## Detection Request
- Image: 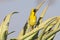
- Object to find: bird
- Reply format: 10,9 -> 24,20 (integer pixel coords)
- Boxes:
28,8 -> 38,29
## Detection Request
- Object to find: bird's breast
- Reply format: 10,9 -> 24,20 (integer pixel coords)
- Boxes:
29,16 -> 37,26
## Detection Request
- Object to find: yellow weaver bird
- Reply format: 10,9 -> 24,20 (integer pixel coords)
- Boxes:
28,9 -> 38,28
28,8 -> 38,30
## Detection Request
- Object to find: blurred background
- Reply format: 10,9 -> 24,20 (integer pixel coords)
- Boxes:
0,0 -> 60,40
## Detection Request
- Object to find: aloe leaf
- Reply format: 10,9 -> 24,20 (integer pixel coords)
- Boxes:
18,17 -> 57,40
0,12 -> 18,40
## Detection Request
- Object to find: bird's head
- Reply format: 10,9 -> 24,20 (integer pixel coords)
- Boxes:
31,8 -> 38,13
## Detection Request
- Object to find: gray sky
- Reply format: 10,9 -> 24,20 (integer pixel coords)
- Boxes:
0,0 -> 60,40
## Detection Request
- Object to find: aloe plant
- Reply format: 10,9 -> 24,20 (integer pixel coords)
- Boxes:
0,0 -> 60,40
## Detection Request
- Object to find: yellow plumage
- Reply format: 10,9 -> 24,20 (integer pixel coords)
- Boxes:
28,9 -> 37,26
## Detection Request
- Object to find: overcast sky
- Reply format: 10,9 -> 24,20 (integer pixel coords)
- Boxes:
0,0 -> 60,40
